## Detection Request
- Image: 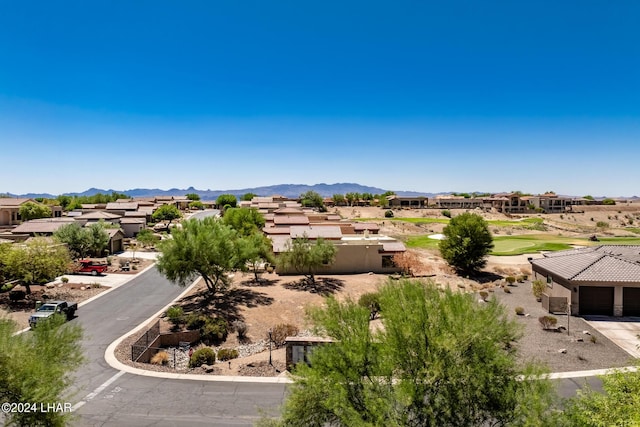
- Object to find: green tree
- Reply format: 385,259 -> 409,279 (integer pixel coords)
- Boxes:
6,238 -> 71,293
272,279 -> 556,426
238,231 -> 275,282
152,204 -> 182,229
56,195 -> 73,210
86,222 -> 110,257
185,193 -> 200,201
188,200 -> 204,210
332,194 -> 346,206
562,363 -> 640,426
583,195 -> 594,200
240,192 -> 257,201
0,242 -> 12,284
135,228 -> 159,248
216,194 -> 238,209
19,201 -> 52,221
156,217 -> 245,294
276,236 -> 336,285
300,191 -> 324,209
439,212 -> 494,274
222,207 -> 265,237
602,198 -> 616,205
0,315 -> 84,427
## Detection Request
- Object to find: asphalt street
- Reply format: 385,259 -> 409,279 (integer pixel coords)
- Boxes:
70,266 -> 287,426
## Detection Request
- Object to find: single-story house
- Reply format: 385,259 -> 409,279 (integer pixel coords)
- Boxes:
530,245 -> 640,317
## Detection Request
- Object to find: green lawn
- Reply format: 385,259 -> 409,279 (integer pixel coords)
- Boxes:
624,227 -> 640,235
406,233 -> 640,256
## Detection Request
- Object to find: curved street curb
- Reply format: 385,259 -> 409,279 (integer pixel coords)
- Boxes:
103,276 -> 293,384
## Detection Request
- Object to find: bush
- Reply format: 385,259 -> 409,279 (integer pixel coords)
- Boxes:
269,323 -> 299,348
384,210 -> 394,218
505,276 -> 516,286
479,291 -> 489,302
201,318 -> 228,345
503,286 -> 511,294
515,306 -> 525,315
61,276 -> 69,284
596,221 -> 609,228
186,314 -> 207,330
442,210 -> 451,218
358,292 -> 381,320
532,279 -> 546,300
590,335 -> 597,344
166,305 -> 184,326
217,348 -> 239,361
151,350 -> 169,365
538,315 -> 558,330
232,320 -> 248,340
516,275 -> 525,283
189,347 -> 216,368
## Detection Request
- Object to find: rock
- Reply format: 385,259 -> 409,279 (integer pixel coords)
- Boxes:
46,284 -> 55,289
575,337 -> 584,342
558,348 -> 567,354
582,330 -> 591,335
524,314 -> 531,317
201,364 -> 215,373
80,286 -> 85,291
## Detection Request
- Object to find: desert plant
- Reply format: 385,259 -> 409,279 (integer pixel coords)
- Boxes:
61,276 -> 69,284
516,275 -> 525,283
596,221 -> 609,229
166,305 -> 184,327
358,292 -> 382,320
201,318 -> 228,345
269,323 -> 299,348
503,286 -> 511,294
217,348 -> 239,361
538,315 -> 558,330
189,347 -> 216,368
479,291 -> 489,302
505,276 -> 516,286
442,210 -> 451,218
232,320 -> 248,340
590,335 -> 597,344
532,279 -> 546,300
185,314 -> 207,330
514,306 -> 524,315
151,350 -> 169,365
384,209 -> 394,218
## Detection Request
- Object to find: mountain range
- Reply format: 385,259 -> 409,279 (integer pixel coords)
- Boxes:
5,183 -> 438,200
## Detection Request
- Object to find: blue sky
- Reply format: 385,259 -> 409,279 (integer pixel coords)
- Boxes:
0,1 -> 638,196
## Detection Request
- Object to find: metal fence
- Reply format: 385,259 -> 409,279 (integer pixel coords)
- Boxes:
131,320 -> 160,362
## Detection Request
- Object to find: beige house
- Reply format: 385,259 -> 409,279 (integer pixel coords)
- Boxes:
0,198 -> 62,226
386,195 -> 428,208
531,246 -> 640,317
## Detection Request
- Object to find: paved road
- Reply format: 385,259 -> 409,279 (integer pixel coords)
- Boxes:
71,267 -> 287,426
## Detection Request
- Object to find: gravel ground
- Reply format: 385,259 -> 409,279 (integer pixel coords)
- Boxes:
491,281 -> 635,372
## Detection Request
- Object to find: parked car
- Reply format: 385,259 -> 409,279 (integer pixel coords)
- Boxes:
74,259 -> 108,276
29,300 -> 78,328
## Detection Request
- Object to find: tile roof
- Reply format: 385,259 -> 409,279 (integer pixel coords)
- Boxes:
273,207 -> 305,215
11,218 -> 76,234
532,245 -> 640,283
353,222 -> 380,231
290,226 -> 342,239
274,215 -> 310,225
0,198 -> 33,207
106,202 -> 139,210
78,211 -> 122,220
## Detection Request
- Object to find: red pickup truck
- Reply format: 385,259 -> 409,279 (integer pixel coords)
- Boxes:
75,259 -> 108,276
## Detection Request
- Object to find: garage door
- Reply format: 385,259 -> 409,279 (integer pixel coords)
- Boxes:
623,288 -> 640,317
579,287 -> 614,316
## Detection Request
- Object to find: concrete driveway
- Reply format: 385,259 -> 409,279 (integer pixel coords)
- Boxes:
583,316 -> 640,358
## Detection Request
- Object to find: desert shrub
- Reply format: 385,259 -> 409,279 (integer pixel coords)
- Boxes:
232,320 -> 248,340
596,221 -> 609,228
532,279 -> 546,300
479,291 -> 489,302
441,210 -> 451,218
61,276 -> 69,284
516,275 -> 525,283
384,209 -> 394,218
538,315 -> 558,330
217,348 -> 239,361
505,276 -> 516,286
269,323 -> 299,348
91,282 -> 102,289
166,305 -> 184,326
358,292 -> 381,320
201,318 -> 228,345
503,286 -> 511,294
393,251 -> 422,277
9,290 -> 26,301
189,347 -> 216,368
186,314 -> 207,330
515,306 -> 525,315
590,335 -> 597,344
151,350 -> 169,365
